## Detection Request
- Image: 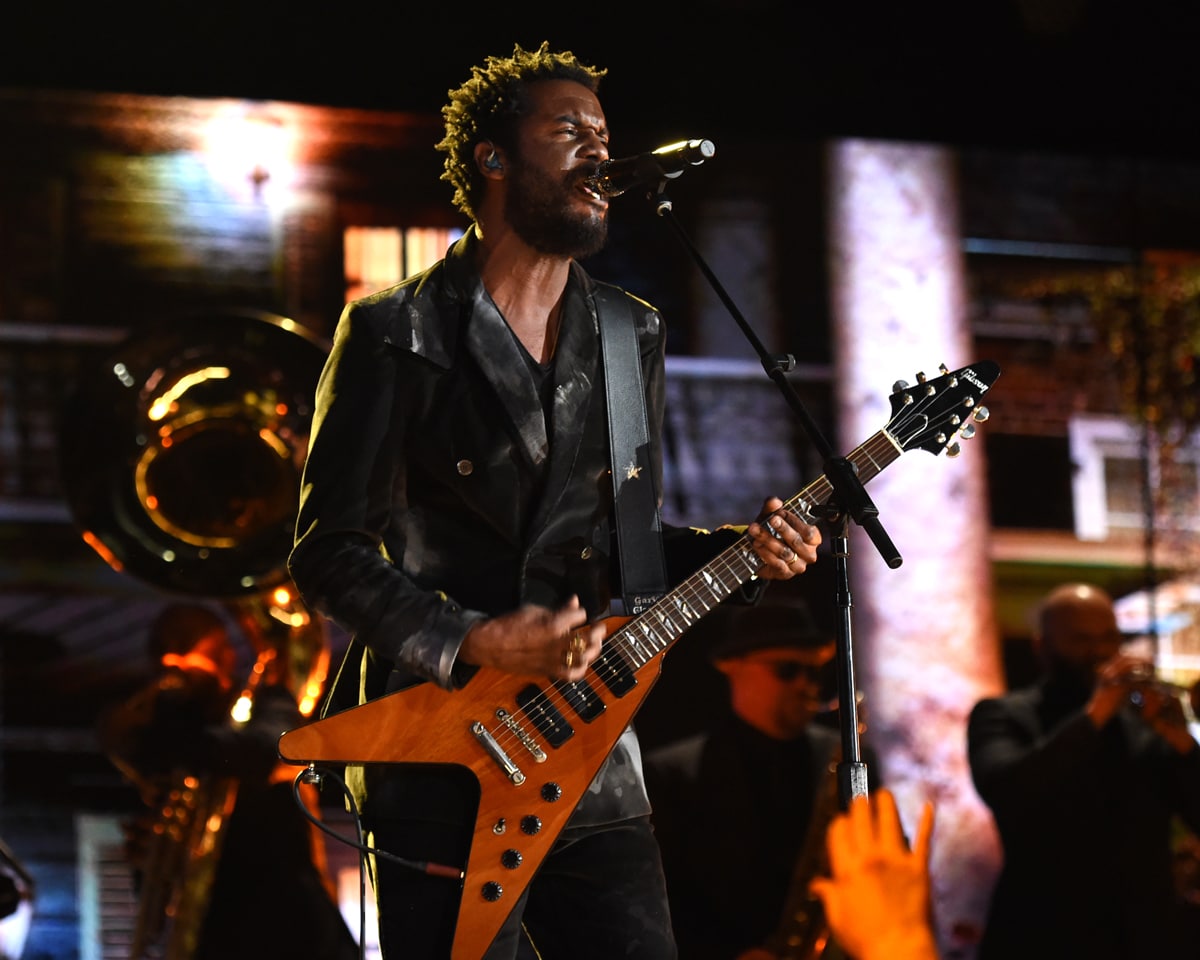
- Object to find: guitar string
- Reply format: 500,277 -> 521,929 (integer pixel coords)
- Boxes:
480,377 -> 979,760
480,432 -> 913,757
478,436 -> 886,759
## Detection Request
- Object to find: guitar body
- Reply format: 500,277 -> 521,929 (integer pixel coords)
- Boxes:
279,616 -> 651,960
277,360 -> 1002,960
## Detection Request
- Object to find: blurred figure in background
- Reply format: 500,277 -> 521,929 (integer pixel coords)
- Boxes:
644,600 -> 880,960
98,602 -> 358,960
967,582 -> 1200,960
0,836 -> 34,960
809,788 -> 939,960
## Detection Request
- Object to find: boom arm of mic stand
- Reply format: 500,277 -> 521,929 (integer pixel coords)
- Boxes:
646,181 -> 902,568
645,181 -> 893,810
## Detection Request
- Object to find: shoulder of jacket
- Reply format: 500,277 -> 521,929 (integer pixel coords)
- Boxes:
586,274 -> 663,338
342,266 -> 457,368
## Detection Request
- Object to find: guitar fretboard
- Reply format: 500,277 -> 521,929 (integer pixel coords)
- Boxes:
607,428 -> 902,668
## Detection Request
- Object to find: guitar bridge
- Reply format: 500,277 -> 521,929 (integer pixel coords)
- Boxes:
471,721 -> 526,785
496,708 -> 546,762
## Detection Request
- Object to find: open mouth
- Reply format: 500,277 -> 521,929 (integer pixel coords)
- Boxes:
577,168 -> 606,204
580,180 -> 605,203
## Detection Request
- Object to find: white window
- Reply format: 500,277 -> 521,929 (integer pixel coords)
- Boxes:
343,226 -> 464,302
1069,413 -> 1200,540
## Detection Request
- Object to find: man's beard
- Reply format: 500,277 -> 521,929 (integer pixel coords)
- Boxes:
505,161 -> 608,258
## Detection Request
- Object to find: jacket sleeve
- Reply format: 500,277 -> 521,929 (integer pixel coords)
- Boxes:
966,694 -> 1106,821
288,301 -> 484,690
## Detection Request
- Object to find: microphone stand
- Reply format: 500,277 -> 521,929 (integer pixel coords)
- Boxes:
638,180 -> 903,808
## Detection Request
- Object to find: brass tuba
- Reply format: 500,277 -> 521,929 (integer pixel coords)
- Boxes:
60,309 -> 331,959
59,308 -> 328,598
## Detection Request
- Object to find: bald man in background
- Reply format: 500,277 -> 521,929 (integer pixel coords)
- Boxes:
967,582 -> 1200,959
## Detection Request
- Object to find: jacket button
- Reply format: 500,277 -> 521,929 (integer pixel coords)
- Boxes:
580,546 -> 593,559
456,459 -> 473,476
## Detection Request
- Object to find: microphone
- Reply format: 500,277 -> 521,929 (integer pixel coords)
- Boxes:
584,138 -> 716,199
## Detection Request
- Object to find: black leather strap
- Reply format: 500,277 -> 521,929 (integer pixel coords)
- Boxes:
594,285 -> 668,615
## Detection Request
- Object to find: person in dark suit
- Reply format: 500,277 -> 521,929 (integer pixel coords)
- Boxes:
967,582 -> 1200,959
285,41 -> 822,960
643,600 -> 879,960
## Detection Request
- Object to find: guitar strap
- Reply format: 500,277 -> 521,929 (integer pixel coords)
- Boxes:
594,284 -> 668,615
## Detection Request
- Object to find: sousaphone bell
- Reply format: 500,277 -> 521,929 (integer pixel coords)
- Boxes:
60,309 -> 328,597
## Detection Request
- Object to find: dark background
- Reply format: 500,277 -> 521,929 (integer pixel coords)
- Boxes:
5,0 -> 1200,161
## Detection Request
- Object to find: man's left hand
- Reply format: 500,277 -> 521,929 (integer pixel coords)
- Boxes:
746,497 -> 821,581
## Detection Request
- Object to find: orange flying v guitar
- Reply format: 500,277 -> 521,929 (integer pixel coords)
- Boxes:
277,360 -> 1000,960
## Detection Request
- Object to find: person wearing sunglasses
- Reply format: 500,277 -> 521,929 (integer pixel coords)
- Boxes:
644,599 -> 881,960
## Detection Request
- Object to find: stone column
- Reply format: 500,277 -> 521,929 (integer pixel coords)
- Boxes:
826,138 -> 1004,959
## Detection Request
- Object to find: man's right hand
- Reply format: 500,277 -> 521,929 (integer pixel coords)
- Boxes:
458,595 -> 605,681
1088,653 -> 1156,728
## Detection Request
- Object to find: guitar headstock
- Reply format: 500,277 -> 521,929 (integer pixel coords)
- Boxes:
886,361 -> 1000,456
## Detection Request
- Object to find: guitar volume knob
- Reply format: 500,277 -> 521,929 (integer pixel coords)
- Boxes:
481,881 -> 503,902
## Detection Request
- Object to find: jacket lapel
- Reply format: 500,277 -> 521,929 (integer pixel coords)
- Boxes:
463,284 -> 550,471
528,272 -> 599,536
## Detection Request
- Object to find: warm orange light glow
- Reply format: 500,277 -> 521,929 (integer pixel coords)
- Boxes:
81,529 -> 123,571
148,367 -> 231,421
231,694 -> 253,723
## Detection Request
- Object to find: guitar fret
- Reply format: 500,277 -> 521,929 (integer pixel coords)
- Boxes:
627,627 -> 654,665
656,607 -> 681,637
671,596 -> 696,625
698,569 -> 724,601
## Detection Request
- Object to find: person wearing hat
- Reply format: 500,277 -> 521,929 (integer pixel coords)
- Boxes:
644,600 -> 880,960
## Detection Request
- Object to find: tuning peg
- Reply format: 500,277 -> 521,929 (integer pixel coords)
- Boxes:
946,442 -> 962,458
960,423 -> 977,440
915,371 -> 928,383
973,406 -> 990,422
892,379 -> 909,393
939,363 -> 949,374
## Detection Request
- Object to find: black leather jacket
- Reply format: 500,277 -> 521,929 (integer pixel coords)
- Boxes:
289,227 -> 742,823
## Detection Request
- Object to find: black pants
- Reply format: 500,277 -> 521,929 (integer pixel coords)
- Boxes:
366,768 -> 676,960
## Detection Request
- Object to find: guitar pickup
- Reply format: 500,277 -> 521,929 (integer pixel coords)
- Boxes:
591,648 -> 637,697
516,685 -> 574,748
553,679 -> 606,722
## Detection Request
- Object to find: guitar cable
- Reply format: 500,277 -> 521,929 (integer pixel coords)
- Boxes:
289,765 -> 466,957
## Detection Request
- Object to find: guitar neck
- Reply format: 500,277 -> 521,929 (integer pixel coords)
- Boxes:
606,428 -> 901,667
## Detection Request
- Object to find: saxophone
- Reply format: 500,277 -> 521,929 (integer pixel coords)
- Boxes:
765,694 -> 868,960
129,773 -> 239,960
761,746 -> 841,960
126,593 -> 329,960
